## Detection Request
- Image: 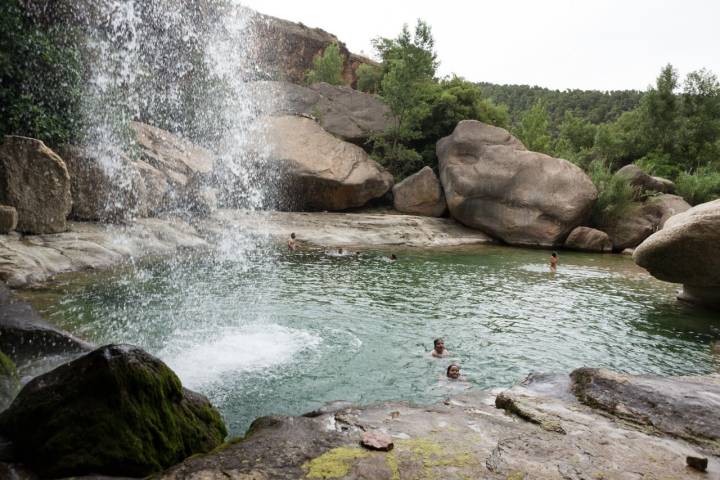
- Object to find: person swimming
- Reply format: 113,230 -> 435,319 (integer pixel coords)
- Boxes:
388,254 -> 397,262
430,338 -> 450,357
550,252 -> 558,272
287,233 -> 297,251
446,363 -> 463,380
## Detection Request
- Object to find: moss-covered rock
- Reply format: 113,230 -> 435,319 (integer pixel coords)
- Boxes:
0,350 -> 19,411
0,344 -> 227,477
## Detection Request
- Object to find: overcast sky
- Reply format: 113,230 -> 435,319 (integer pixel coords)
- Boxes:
240,0 -> 720,91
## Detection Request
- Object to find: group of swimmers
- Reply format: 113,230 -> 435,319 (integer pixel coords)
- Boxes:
290,232 -> 560,272
288,233 -> 398,262
430,338 -> 465,381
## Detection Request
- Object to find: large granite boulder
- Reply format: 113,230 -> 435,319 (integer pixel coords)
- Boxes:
0,136 -> 71,234
59,145 -> 149,221
392,167 -> 447,217
252,81 -> 392,144
61,123 -> 216,220
633,199 -> 720,308
264,116 -> 393,211
0,344 -> 227,478
571,367 -> 720,454
437,121 -> 597,246
601,194 -> 691,250
131,121 -> 214,190
615,164 -> 675,195
563,227 -> 612,253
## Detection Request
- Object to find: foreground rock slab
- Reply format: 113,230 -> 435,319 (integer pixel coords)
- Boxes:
437,121 -> 597,247
633,199 -> 720,308
0,218 -> 208,287
160,374 -> 715,479
196,209 -> 494,248
0,344 -> 226,478
571,367 -> 720,455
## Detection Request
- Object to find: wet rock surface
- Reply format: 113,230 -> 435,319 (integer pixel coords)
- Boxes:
437,121 -> 597,247
197,209 -> 495,249
571,367 -> 720,455
0,344 -> 226,478
159,372 -> 717,479
0,136 -> 72,234
0,284 -> 93,363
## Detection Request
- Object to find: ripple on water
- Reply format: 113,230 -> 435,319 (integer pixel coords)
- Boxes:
25,245 -> 720,435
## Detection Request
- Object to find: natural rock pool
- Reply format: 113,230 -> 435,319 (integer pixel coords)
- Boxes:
21,245 -> 720,435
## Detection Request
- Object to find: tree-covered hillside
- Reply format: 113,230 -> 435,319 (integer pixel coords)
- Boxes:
478,83 -> 644,130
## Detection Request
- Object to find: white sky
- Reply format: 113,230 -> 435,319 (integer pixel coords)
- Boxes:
240,0 -> 720,91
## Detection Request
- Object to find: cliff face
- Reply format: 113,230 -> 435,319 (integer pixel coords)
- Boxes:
247,11 -> 377,86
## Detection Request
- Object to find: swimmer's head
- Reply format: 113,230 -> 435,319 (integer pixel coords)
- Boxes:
447,364 -> 460,379
338,248 -> 343,254
434,338 -> 445,352
290,233 -> 296,239
551,252 -> 557,258
390,254 -> 397,260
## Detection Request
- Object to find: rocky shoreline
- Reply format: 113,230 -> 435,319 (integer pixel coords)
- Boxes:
0,209 -> 493,288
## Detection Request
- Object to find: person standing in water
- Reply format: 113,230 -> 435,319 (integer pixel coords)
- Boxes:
288,232 -> 297,251
550,252 -> 558,272
430,338 -> 450,357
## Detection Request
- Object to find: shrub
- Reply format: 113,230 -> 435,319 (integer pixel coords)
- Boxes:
588,160 -> 637,226
305,43 -> 345,86
675,168 -> 720,205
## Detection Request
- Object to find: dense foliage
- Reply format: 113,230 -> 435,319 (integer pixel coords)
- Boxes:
366,21 -> 508,179
480,82 -> 644,130
0,0 -> 84,147
305,42 -> 345,86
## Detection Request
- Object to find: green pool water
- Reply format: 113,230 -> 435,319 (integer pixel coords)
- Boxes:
23,244 -> 720,435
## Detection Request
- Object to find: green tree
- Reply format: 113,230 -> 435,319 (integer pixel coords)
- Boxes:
516,99 -> 551,153
305,43 -> 345,86
370,20 -> 438,178
356,63 -> 383,94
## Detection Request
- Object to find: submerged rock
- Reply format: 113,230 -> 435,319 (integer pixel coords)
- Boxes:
0,136 -> 71,234
263,116 -> 393,211
571,367 -> 720,454
392,166 -> 447,217
563,226 -> 612,253
0,285 -> 93,363
633,199 -> 720,308
437,121 -> 597,247
0,344 -> 226,478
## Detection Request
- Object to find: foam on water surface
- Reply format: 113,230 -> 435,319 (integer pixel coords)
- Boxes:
159,324 -> 322,389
